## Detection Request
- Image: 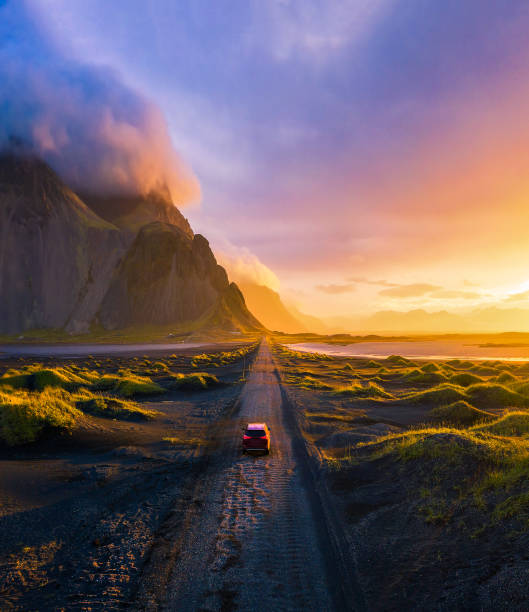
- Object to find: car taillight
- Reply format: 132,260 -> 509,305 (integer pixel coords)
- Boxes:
243,435 -> 251,440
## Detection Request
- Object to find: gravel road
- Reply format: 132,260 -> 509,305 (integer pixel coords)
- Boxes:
159,340 -> 348,611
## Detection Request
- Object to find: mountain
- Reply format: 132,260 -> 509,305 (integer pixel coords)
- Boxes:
99,222 -> 230,329
325,307 -> 529,334
237,282 -> 307,333
0,154 -> 263,335
237,282 -> 328,334
0,154 -> 125,333
286,302 -> 329,335
81,188 -> 193,238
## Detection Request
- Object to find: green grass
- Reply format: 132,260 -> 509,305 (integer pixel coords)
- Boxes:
273,344 -> 331,362
495,371 -> 518,384
430,400 -> 494,426
168,372 -> 221,391
386,355 -> 415,367
162,435 -> 203,446
284,374 -> 334,390
473,411 -> 529,437
420,362 -> 441,373
75,392 -> 159,420
405,383 -> 468,405
401,368 -> 448,384
334,381 -> 393,399
465,382 -> 529,409
330,415 -> 529,528
448,372 -> 484,387
191,342 -> 259,368
0,366 -> 98,392
0,388 -> 81,445
92,371 -> 165,398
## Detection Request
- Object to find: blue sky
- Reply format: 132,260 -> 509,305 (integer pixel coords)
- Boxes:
9,0 -> 529,318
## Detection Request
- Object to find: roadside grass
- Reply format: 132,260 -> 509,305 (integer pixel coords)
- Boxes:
329,416 -> 529,528
191,341 -> 259,368
162,435 -> 204,446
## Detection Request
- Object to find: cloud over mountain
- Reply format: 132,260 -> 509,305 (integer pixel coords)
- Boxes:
0,1 -> 199,203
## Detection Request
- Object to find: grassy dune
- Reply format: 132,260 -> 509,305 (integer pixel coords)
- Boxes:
0,342 -> 256,445
273,343 -> 529,528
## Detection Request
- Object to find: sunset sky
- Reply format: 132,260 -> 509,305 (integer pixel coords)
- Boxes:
16,1 -> 529,321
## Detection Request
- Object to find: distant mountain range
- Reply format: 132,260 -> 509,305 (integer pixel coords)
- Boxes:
0,154 -> 262,335
238,282 -> 328,334
326,308 -> 529,334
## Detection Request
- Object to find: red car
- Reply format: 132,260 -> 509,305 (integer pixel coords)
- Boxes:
242,423 -> 271,454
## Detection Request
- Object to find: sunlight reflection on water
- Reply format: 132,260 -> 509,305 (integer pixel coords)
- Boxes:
287,341 -> 529,362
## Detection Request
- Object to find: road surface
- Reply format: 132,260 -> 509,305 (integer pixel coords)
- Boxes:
159,340 -> 345,611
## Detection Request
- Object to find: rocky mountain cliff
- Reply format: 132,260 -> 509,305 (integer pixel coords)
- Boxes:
0,154 -> 263,335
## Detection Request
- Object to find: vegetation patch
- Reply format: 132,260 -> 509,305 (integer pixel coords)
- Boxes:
386,355 -> 415,367
168,372 -> 221,391
420,362 -> 441,373
405,383 -> 467,406
0,388 -> 81,445
401,369 -> 448,384
430,400 -> 494,427
473,411 -> 529,437
192,342 -> 259,368
448,372 -> 484,387
75,393 -> 159,420
335,381 -> 393,399
92,372 -> 165,398
465,382 -> 529,410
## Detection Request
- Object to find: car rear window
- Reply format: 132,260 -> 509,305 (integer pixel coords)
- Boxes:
245,429 -> 266,437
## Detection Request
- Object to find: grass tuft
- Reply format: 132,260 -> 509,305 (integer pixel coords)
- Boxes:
430,400 -> 494,426
168,372 -> 221,391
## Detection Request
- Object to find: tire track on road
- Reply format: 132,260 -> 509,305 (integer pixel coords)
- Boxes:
161,340 -> 353,611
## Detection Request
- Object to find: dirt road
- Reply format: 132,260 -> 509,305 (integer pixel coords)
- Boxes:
157,340 -> 353,611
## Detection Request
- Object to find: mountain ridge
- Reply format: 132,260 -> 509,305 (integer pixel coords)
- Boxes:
0,153 -> 263,335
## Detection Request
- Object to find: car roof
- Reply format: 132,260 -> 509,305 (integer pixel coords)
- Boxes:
247,423 -> 266,429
